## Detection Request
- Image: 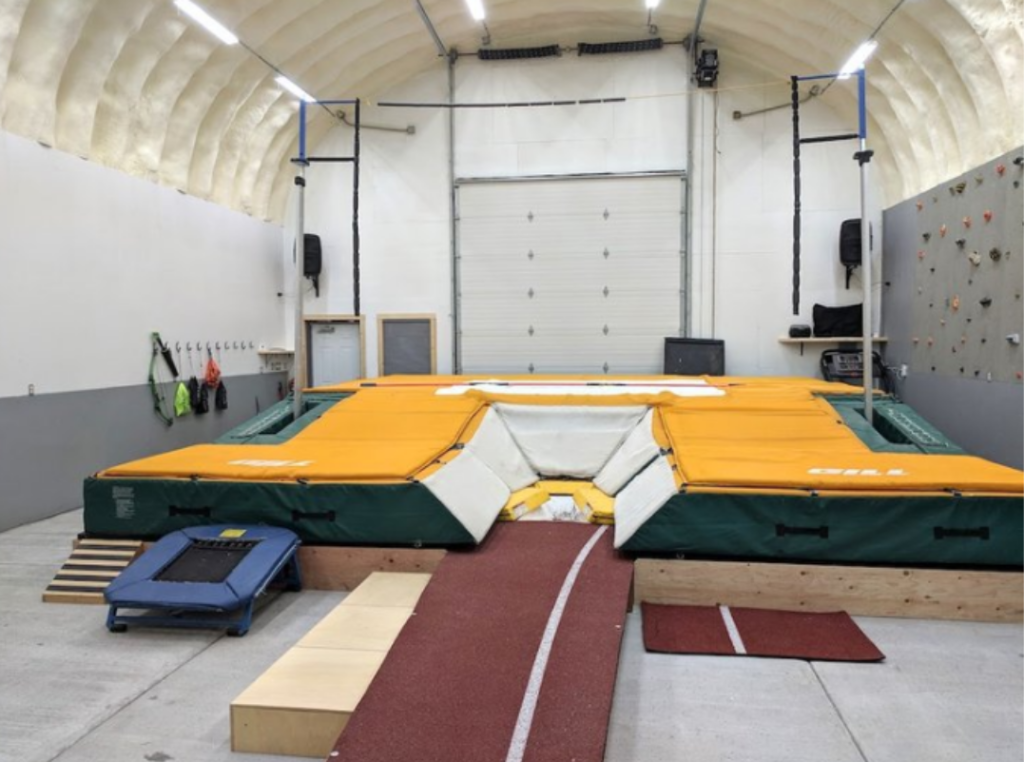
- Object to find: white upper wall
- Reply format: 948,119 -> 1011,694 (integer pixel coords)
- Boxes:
690,59 -> 884,377
288,51 -> 880,379
0,130 -> 285,398
455,50 -> 687,177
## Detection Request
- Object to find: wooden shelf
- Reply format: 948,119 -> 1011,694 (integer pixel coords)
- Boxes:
778,336 -> 888,355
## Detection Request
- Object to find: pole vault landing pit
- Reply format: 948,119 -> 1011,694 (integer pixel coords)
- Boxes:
83,376 -> 1023,569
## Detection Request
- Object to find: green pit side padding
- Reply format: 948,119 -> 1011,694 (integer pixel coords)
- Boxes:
83,477 -> 475,546
216,392 -> 351,445
623,491 -> 1023,567
823,395 -> 965,455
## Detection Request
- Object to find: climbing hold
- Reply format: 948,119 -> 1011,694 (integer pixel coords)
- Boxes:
982,337 -> 988,344
912,337 -> 919,344
951,346 -> 956,353
955,238 -> 966,249
916,201 -> 924,211
990,247 -> 1003,262
927,337 -> 934,346
961,335 -> 967,345
996,164 -> 1006,176
980,297 -> 992,307
917,250 -> 926,260
951,295 -> 960,312
962,216 -> 972,228
917,287 -> 923,294
983,210 -> 994,223
959,367 -> 965,373
929,267 -> 935,273
922,232 -> 931,242
1018,372 -> 1023,381
939,224 -> 948,238
975,175 -> 984,185
955,181 -> 967,194
932,196 -> 939,203
974,370 -> 981,377
968,251 -> 981,266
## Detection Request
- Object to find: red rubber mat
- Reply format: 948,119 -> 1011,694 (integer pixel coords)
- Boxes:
330,522 -> 633,762
641,603 -> 885,662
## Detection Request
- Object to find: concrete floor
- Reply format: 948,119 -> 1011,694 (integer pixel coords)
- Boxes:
2,511 -> 1021,762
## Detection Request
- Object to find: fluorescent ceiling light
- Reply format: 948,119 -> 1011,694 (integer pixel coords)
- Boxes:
174,0 -> 238,45
275,75 -> 315,103
838,40 -> 878,79
465,0 -> 486,21
645,0 -> 661,8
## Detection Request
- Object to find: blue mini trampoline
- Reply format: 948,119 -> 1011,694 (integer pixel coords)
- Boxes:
104,525 -> 301,636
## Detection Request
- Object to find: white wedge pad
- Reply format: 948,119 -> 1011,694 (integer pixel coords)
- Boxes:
464,408 -> 539,491
495,404 -> 648,478
594,409 -> 661,496
613,456 -> 678,549
421,450 -> 510,543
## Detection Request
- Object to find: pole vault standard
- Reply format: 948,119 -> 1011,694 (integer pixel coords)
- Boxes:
291,98 -> 361,419
791,69 -> 874,420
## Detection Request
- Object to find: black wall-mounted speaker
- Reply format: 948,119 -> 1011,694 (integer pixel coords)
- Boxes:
839,219 -> 862,268
303,234 -> 322,278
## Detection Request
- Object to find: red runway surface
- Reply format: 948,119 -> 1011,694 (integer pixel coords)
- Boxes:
330,522 -> 633,762
642,603 -> 885,662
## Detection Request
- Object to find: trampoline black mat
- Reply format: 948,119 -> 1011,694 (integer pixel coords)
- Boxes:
155,539 -> 260,583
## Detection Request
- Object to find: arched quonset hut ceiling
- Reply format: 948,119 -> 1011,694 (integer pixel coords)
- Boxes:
0,0 -> 1020,222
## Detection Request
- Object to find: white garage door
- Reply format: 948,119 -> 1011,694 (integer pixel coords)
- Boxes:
457,175 -> 685,374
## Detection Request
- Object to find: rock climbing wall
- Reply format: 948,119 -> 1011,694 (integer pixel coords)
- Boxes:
883,147 -> 1024,469
910,154 -> 1024,381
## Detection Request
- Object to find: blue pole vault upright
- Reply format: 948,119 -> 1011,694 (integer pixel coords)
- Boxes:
290,98 -> 361,419
791,69 -> 874,419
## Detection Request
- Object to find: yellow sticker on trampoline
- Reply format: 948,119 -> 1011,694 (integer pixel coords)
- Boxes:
219,529 -> 247,538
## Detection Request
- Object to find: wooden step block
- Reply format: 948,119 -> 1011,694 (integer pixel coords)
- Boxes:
297,604 -> 414,651
231,571 -> 431,757
231,648 -> 386,757
43,539 -> 143,604
341,571 -> 431,608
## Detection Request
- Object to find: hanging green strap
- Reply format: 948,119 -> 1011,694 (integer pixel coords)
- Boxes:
149,332 -> 174,427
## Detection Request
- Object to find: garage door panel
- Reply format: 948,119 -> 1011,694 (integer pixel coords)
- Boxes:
458,176 -> 684,374
458,178 -> 683,218
461,220 -> 679,255
461,256 -> 682,292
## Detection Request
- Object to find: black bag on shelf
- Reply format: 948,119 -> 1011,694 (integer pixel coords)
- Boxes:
812,303 -> 863,337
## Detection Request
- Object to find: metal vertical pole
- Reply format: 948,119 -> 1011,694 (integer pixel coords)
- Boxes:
448,52 -> 460,373
791,76 -> 801,316
857,69 -> 873,421
292,102 -> 308,420
353,98 -> 361,316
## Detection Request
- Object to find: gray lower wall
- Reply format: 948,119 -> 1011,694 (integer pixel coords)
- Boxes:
882,148 -> 1023,470
0,372 -> 287,532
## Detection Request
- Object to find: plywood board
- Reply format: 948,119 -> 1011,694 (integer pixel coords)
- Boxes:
634,559 -> 1023,623
297,604 -> 414,651
231,705 -> 349,758
298,546 -> 445,591
340,571 -> 432,608
233,647 -> 386,712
